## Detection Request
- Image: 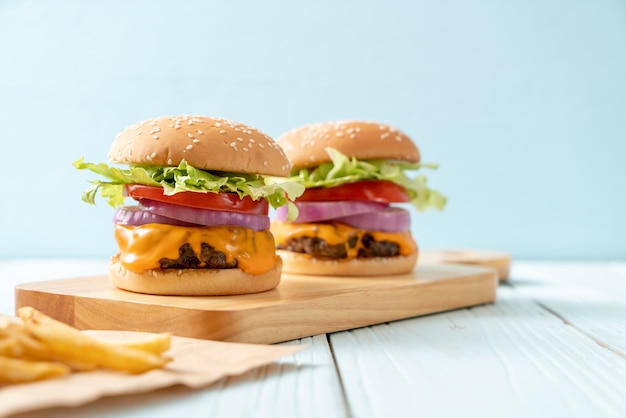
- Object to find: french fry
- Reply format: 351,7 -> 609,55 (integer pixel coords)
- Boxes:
0,317 -> 24,338
17,308 -> 171,354
0,337 -> 20,357
0,307 -> 174,384
18,307 -> 171,374
103,332 -> 172,355
1,317 -> 26,358
0,355 -> 69,384
25,325 -> 170,373
0,314 -> 23,330
15,330 -> 97,371
17,307 -> 77,335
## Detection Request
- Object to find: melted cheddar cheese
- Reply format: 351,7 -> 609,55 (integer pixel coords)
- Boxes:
270,221 -> 416,259
114,224 -> 277,275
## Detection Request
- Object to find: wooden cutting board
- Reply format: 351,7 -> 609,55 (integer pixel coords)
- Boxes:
419,249 -> 511,281
14,264 -> 497,344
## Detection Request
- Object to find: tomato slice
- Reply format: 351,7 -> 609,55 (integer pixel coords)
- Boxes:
297,180 -> 409,203
125,185 -> 269,215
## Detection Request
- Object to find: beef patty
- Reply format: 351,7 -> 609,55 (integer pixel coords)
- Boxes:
159,243 -> 237,269
278,233 -> 400,259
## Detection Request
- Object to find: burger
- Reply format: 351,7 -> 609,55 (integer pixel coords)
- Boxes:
270,120 -> 446,276
74,115 -> 303,295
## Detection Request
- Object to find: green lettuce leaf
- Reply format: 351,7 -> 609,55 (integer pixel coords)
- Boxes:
73,158 -> 304,220
284,148 -> 447,211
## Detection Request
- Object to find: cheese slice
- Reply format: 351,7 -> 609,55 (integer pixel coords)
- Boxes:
270,221 -> 416,259
114,224 -> 277,275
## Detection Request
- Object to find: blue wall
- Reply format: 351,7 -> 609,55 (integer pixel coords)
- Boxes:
1,0 -> 624,260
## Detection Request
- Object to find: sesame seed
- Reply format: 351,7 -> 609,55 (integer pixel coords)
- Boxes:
177,269 -> 183,276
336,132 -> 344,137
153,135 -> 159,140
243,147 -> 249,151
249,138 -> 255,143
229,142 -> 237,148
167,158 -> 173,165
263,161 -> 268,166
146,155 -> 153,161
169,124 -> 174,128
187,133 -> 194,138
193,139 -> 200,143
186,144 -> 193,150
236,137 -> 243,142
137,131 -> 142,136
197,129 -> 204,134
151,152 -> 157,158
395,135 -> 402,141
152,271 -> 158,278
215,122 -> 222,127
259,143 -> 264,148
174,126 -> 181,130
220,130 -> 226,134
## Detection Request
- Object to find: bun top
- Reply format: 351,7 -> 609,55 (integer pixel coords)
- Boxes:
108,116 -> 291,177
276,120 -> 420,169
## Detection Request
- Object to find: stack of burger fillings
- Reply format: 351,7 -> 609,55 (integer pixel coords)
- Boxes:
74,116 -> 303,296
271,121 -> 446,276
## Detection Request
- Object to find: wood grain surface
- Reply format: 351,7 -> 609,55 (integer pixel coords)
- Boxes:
14,264 -> 497,344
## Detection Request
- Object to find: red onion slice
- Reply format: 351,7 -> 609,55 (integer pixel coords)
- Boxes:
114,206 -> 200,227
333,207 -> 411,232
140,199 -> 270,231
276,201 -> 389,223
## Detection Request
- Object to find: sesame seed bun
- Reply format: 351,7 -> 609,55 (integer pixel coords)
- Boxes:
277,250 -> 418,276
109,255 -> 282,296
108,115 -> 291,177
276,120 -> 420,169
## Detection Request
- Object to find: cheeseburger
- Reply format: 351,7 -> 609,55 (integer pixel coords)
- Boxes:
74,115 -> 303,295
270,120 -> 446,276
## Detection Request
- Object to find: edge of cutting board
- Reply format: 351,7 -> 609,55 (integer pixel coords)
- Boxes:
419,249 -> 511,281
15,264 -> 497,344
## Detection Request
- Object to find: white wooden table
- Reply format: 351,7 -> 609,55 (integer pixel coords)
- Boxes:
1,259 -> 625,418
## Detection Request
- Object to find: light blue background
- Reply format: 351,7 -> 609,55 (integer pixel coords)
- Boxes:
1,0 -> 624,260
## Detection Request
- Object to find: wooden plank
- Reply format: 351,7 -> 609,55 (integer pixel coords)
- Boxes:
511,262 -> 626,299
14,265 -> 497,344
511,262 -> 626,357
329,286 -> 626,418
194,336 -> 348,418
420,249 -> 511,281
7,335 -> 347,418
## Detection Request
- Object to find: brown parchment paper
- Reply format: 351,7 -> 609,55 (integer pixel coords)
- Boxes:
0,330 -> 304,417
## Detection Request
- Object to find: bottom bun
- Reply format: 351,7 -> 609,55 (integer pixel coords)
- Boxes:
277,250 -> 418,277
109,256 -> 282,296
